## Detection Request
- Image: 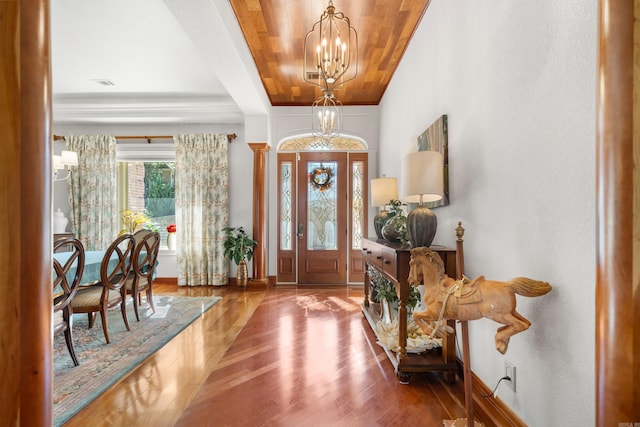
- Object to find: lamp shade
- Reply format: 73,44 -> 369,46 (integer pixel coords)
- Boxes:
61,150 -> 79,166
53,155 -> 63,171
401,151 -> 444,204
371,177 -> 398,207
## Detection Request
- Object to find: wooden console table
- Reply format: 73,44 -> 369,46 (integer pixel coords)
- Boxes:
361,237 -> 458,383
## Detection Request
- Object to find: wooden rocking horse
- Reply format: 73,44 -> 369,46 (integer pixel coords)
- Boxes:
410,223 -> 552,426
407,241 -> 552,354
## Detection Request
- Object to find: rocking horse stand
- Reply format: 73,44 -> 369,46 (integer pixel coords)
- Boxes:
445,222 -> 478,427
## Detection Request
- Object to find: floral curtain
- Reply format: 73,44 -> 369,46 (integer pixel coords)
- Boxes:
65,135 -> 118,250
174,134 -> 229,286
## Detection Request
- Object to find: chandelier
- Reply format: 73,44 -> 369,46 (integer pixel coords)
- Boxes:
303,1 -> 358,93
311,91 -> 343,142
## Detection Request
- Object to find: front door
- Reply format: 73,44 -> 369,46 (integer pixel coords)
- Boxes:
276,151 -> 368,284
298,152 -> 347,284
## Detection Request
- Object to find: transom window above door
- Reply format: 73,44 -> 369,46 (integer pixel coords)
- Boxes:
279,136 -> 367,151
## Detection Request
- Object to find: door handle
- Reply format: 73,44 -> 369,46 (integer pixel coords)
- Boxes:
297,223 -> 304,239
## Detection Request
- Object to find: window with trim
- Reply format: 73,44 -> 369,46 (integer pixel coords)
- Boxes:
117,143 -> 176,248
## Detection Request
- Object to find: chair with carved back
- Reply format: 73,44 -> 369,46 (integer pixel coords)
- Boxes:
133,229 -> 153,245
70,234 -> 135,344
53,237 -> 85,366
126,231 -> 160,321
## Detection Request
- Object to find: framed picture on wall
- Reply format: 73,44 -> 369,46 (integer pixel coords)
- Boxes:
417,114 -> 449,208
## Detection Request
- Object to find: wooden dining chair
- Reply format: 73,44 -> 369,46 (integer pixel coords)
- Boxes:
71,233 -> 135,344
133,228 -> 153,245
53,237 -> 85,366
126,231 -> 160,321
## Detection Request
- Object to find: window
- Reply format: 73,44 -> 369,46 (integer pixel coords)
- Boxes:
117,142 -> 176,248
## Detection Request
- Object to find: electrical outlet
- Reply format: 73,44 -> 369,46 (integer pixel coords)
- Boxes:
504,360 -> 516,392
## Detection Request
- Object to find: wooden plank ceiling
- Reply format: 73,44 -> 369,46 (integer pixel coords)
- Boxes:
228,0 -> 431,106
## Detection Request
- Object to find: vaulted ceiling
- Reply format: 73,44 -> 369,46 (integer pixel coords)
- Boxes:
51,0 -> 430,124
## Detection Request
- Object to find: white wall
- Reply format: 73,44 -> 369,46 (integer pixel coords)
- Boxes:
378,1 -> 596,425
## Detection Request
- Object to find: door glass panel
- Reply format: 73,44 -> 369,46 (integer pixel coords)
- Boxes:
280,162 -> 293,250
307,161 -> 338,250
351,160 -> 364,250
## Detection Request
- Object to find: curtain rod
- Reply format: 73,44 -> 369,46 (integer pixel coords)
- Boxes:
53,133 -> 237,143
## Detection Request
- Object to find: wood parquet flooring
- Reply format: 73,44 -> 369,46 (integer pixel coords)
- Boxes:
63,284 -> 488,427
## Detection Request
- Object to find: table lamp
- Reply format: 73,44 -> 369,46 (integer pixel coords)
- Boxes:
401,151 -> 444,248
370,176 -> 398,239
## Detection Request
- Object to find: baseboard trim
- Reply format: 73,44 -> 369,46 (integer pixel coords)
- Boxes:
154,277 -> 178,285
458,361 -> 527,426
155,277 -> 276,287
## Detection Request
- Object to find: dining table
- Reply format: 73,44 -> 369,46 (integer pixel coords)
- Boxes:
54,250 -> 117,288
53,249 -> 155,294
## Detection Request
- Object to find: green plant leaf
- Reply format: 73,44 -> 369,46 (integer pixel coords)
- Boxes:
222,226 -> 257,265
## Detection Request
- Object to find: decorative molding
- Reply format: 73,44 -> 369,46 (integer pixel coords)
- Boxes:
52,93 -> 243,124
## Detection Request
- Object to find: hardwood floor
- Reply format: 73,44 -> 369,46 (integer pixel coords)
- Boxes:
63,284 -> 489,426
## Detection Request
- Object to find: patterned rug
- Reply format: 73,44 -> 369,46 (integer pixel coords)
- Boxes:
53,295 -> 221,426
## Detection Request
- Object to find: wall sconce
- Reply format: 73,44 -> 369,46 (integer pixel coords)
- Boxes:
370,176 -> 398,239
401,151 -> 444,247
53,150 -> 78,181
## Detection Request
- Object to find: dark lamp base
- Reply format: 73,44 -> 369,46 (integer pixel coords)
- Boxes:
407,206 -> 437,248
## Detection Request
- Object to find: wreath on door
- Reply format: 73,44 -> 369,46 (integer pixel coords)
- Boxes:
309,166 -> 333,192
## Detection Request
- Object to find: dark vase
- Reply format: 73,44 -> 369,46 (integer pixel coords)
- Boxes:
373,210 -> 389,239
381,216 -> 406,243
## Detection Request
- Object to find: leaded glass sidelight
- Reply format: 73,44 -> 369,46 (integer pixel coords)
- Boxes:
352,161 -> 364,250
280,162 -> 293,250
307,161 -> 338,250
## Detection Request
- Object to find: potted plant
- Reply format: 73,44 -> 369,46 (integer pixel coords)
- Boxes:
119,209 -> 158,235
222,226 -> 258,286
367,264 -> 398,324
381,199 -> 408,244
367,264 -> 421,325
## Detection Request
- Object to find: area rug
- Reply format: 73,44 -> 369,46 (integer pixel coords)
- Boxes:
53,295 -> 221,426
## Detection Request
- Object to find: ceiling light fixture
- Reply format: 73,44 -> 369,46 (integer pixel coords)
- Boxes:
303,0 -> 358,93
311,91 -> 342,142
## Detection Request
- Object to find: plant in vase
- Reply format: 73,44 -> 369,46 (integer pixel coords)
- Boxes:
368,264 -> 420,323
368,264 -> 398,324
119,209 -> 158,235
222,226 -> 258,286
166,223 -> 177,250
381,199 -> 409,244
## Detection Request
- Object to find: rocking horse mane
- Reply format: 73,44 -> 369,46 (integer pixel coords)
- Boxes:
410,247 -> 445,281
